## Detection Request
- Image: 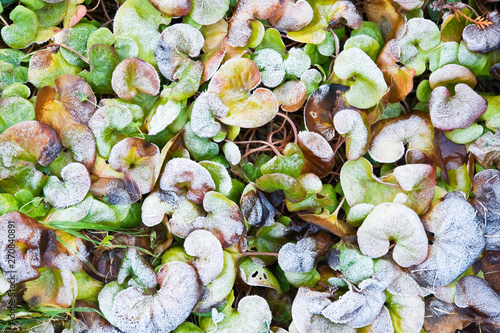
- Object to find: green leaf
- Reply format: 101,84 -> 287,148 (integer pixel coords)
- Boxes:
238,257 -> 281,292
256,173 -> 307,203
260,143 -> 304,178
79,44 -> 120,94
1,6 -> 38,49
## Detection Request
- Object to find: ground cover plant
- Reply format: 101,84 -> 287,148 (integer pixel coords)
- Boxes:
0,0 -> 500,332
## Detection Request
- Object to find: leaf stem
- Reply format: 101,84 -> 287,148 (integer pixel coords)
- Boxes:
50,43 -> 89,64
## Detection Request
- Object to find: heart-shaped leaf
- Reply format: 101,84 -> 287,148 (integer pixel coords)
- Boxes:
184,229 -> 224,285
111,57 -> 160,100
1,6 -> 38,49
35,74 -> 96,133
208,58 -> 278,128
190,0 -> 230,25
269,0 -> 313,32
462,11 -> 500,54
28,49 -> 81,89
411,192 -> 485,289
334,109 -> 370,161
43,162 -> 91,208
334,47 -> 388,109
79,44 -> 120,94
357,203 -> 428,267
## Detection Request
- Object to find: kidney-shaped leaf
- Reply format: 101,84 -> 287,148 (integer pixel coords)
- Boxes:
109,137 -> 160,195
60,122 -> 97,171
155,24 -> 204,101
148,0 -> 190,17
35,74 -> 96,133
333,47 -> 388,109
184,229 -> 224,286
190,0 -> 230,25
287,0 -> 362,44
455,276 -> 500,326
1,6 -> 38,49
358,202 -> 429,267
411,192 -> 485,289
297,131 -> 335,178
190,92 -> 229,138
43,162 -> 91,209
429,83 -> 487,131
462,11 -> 500,54
268,0 -> 313,32
369,112 -> 435,163
208,58 -> 278,128
159,157 -> 215,204
0,121 -> 61,195
111,57 -> 160,100
99,260 -> 201,332
227,0 -> 280,47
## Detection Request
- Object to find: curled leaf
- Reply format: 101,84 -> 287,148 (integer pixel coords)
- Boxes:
184,229 -> 224,286
462,11 -> 500,54
155,23 -> 204,101
357,203 -> 429,267
190,92 -> 229,138
333,47 -> 388,109
109,137 -> 160,195
227,0 -> 280,47
60,122 -> 97,171
369,112 -> 435,163
273,80 -> 307,112
297,131 -> 335,178
334,109 -> 370,161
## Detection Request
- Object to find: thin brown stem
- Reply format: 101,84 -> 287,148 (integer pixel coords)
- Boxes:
235,251 -> 279,263
275,112 -> 298,144
50,43 -> 89,64
233,140 -> 282,156
0,15 -> 9,26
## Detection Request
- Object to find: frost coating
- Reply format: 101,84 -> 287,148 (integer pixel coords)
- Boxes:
411,192 -> 485,289
278,238 -> 317,273
184,230 -> 224,285
43,163 -> 91,209
322,278 -> 386,328
334,109 -> 369,161
222,141 -> 241,166
159,158 -> 216,204
429,84 -> 487,131
284,48 -> 311,79
268,0 -> 313,32
455,275 -> 500,325
190,92 -> 229,138
369,113 -> 434,163
101,261 -> 201,333
333,48 -> 387,109
252,48 -> 285,88
357,203 -> 428,267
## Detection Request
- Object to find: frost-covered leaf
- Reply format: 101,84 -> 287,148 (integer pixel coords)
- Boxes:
278,238 -> 318,273
273,80 -> 307,112
429,84 -> 486,131
297,131 -> 334,178
155,23 -> 204,101
357,203 -> 428,267
287,0 -> 362,44
397,18 -> 440,75
190,92 -> 228,138
256,173 -> 306,203
369,112 -> 434,163
240,184 -> 276,227
35,74 -> 96,133
185,229 -> 224,285
190,0 -> 230,25
0,97 -> 35,134
455,276 -> 500,326
238,257 -> 280,291
334,109 -> 370,161
470,170 -> 500,251
333,47 -> 388,109
79,44 -> 120,95
252,48 -> 285,88
327,241 -> 374,284
268,0 -> 313,32
227,0 -> 280,47
159,157 -> 215,204
111,57 -> 160,100
99,261 -> 202,332
43,162 -> 90,209
148,0 -> 190,17
0,121 -> 61,195
117,247 -> 156,290
411,192 -> 485,289
261,143 -> 304,178
322,279 -> 387,328
468,131 -> 500,170
28,50 -> 81,89
1,6 -> 38,49
113,0 -> 170,65
283,47 -> 311,79
60,122 -> 96,171
208,58 -> 278,128
291,287 -> 356,333
462,11 -> 500,54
